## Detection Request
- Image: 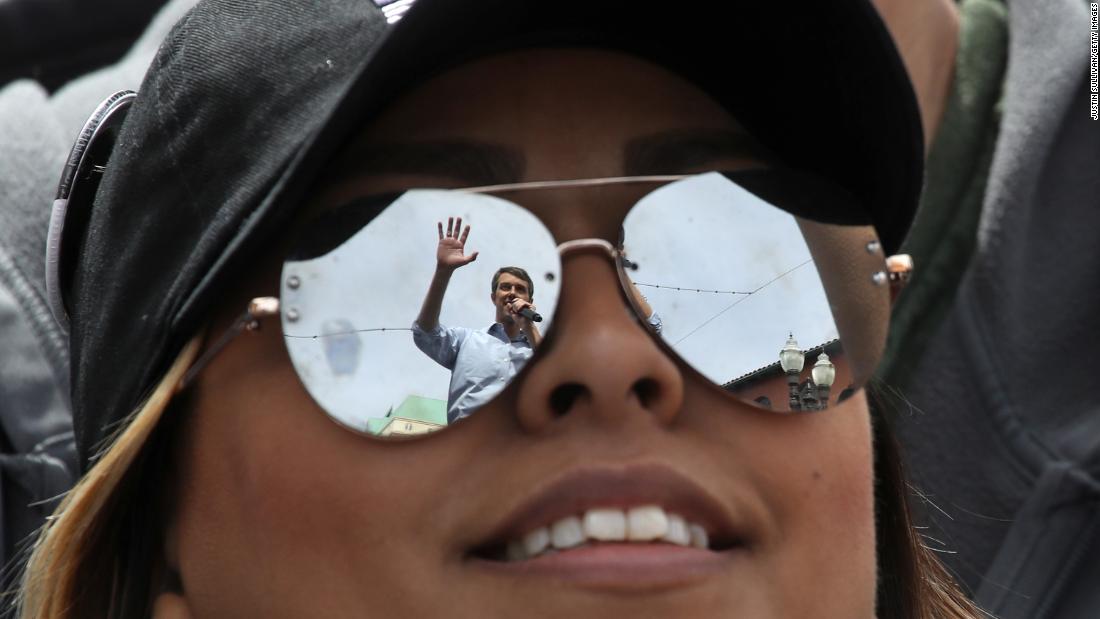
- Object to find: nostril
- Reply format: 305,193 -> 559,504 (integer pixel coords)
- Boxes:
548,383 -> 587,417
632,378 -> 660,408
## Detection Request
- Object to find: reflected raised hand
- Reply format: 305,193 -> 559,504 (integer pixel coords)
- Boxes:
436,216 -> 479,271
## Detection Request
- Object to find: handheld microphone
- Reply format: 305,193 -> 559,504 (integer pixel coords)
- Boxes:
506,303 -> 541,327
518,306 -> 543,323
508,297 -> 543,323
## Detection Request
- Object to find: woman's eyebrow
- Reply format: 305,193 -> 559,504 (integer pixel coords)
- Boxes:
623,129 -> 776,175
331,139 -> 527,186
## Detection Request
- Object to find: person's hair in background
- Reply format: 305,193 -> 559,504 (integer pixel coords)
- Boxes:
492,266 -> 534,299
18,0 -> 984,617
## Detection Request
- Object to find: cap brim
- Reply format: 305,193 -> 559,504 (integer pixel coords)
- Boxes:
187,0 -> 921,333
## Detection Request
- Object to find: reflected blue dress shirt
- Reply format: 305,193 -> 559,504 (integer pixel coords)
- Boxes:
412,322 -> 533,423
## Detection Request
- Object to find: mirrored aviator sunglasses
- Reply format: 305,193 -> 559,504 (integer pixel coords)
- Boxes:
180,170 -> 913,437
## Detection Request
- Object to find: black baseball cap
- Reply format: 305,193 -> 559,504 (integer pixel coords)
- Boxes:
59,0 -> 923,470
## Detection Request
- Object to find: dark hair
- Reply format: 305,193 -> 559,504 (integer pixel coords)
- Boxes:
491,266 -> 534,299
868,384 -> 983,618
17,338 -> 204,619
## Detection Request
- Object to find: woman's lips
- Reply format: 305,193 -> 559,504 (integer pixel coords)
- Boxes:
466,463 -> 747,587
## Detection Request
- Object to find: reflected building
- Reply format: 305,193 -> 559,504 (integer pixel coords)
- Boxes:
723,339 -> 847,412
368,395 -> 448,436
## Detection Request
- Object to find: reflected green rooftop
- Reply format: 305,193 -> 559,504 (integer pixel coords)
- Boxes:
367,395 -> 448,434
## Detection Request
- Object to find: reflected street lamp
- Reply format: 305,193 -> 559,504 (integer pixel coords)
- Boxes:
778,335 -> 835,411
779,334 -> 805,411
810,352 -> 836,410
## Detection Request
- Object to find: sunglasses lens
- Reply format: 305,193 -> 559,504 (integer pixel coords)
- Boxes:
621,173 -> 884,412
281,190 -> 562,436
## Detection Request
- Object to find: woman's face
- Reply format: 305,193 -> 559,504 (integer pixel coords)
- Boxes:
159,50 -> 877,618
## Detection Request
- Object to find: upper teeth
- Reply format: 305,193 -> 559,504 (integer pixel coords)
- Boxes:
505,505 -> 710,561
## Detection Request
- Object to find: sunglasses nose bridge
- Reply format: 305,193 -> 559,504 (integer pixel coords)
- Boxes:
556,238 -> 622,274
555,236 -> 651,327
556,238 -> 618,257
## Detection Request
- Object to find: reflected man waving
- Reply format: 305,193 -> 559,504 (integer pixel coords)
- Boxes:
413,217 -> 542,423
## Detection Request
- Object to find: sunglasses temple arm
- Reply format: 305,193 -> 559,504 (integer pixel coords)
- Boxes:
177,296 -> 281,392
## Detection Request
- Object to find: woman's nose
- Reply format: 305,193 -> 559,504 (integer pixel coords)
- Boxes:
514,251 -> 684,432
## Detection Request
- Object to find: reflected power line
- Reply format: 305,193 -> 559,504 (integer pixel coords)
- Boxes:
282,260 -> 811,344
284,327 -> 413,339
671,259 -> 813,346
635,283 -> 753,295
